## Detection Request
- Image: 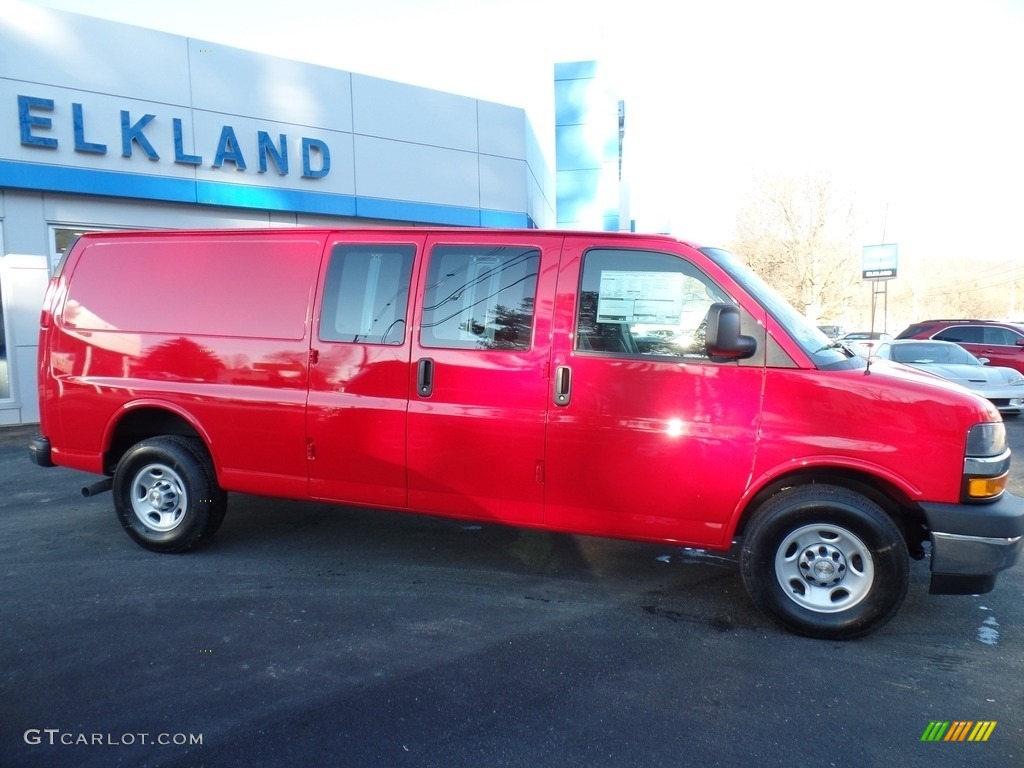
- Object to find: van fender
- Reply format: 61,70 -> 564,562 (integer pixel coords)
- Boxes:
102,398 -> 218,467
725,455 -> 925,542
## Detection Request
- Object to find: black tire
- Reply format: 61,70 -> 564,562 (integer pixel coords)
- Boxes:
113,436 -> 226,553
739,484 -> 909,640
173,437 -> 228,541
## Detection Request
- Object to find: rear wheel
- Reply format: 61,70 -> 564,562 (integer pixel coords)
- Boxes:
740,484 -> 909,639
113,436 -> 226,552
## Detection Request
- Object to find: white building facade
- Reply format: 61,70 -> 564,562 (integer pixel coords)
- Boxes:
0,1 -> 554,425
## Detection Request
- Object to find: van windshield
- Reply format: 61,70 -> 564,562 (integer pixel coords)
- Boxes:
700,247 -> 853,367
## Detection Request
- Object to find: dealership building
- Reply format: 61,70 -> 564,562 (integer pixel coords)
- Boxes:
0,2 -> 625,426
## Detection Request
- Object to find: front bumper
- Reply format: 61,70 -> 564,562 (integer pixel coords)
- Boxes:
921,493 -> 1024,594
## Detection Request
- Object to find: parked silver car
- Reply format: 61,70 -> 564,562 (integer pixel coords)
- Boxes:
874,339 -> 1024,416
840,331 -> 893,357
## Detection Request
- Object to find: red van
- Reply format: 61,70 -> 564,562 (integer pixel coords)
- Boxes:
28,228 -> 1024,639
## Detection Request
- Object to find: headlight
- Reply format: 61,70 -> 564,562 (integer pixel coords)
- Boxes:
1009,375 -> 1024,386
964,422 -> 1010,502
966,422 -> 1007,457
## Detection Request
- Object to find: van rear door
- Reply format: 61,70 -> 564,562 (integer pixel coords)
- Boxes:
543,236 -> 765,548
405,232 -> 561,525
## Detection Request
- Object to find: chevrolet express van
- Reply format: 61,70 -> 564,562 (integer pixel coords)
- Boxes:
28,228 -> 1024,639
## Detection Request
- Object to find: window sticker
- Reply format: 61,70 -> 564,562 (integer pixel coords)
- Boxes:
597,271 -> 684,325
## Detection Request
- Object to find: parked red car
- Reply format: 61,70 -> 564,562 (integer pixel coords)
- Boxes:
29,229 -> 1024,639
896,319 -> 1024,374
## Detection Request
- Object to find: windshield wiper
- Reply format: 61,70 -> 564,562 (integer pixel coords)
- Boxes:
813,340 -> 854,356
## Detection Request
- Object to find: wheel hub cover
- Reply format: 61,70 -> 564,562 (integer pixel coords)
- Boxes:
147,481 -> 178,512
800,544 -> 847,586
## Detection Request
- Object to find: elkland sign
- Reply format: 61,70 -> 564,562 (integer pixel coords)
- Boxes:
16,94 -> 332,179
1,4 -> 542,230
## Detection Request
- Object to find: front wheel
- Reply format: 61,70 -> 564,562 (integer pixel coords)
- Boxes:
740,484 -> 909,640
113,436 -> 226,553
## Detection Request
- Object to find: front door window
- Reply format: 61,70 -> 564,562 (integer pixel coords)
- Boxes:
575,248 -> 730,360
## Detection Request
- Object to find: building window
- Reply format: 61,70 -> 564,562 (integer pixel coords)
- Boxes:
50,226 -> 124,272
0,221 -> 7,400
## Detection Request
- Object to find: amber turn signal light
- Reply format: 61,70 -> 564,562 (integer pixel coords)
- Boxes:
967,473 -> 1009,500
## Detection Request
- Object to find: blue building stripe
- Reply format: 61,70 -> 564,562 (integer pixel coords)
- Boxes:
480,209 -> 532,228
194,180 -> 357,217
0,160 -> 197,203
0,160 -> 532,228
356,195 -> 480,226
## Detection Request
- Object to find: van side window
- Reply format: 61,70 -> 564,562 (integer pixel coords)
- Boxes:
320,244 -> 415,344
577,248 -> 729,359
421,245 -> 540,350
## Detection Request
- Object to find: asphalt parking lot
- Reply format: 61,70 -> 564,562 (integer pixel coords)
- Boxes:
2,422 -> 1023,768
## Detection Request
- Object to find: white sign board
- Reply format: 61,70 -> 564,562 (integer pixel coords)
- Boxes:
862,243 -> 899,280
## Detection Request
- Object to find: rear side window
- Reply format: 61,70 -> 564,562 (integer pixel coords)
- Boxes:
576,248 -> 729,359
420,245 -> 540,350
895,324 -> 930,339
63,237 -> 321,339
319,244 -> 415,345
983,327 -> 1023,345
934,326 -> 984,343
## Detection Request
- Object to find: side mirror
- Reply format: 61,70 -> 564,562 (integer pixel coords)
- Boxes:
706,303 -> 756,362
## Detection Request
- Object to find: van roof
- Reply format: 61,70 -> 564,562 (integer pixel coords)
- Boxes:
71,227 -> 702,248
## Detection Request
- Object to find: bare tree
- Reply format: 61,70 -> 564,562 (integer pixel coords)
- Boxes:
731,173 -> 860,324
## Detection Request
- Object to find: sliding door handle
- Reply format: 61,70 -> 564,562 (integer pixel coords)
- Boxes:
553,365 -> 571,406
417,357 -> 434,397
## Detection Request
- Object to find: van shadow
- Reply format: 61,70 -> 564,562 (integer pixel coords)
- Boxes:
204,492 -> 761,632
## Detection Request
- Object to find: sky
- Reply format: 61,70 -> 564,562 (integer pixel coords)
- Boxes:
13,0 -> 1024,266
